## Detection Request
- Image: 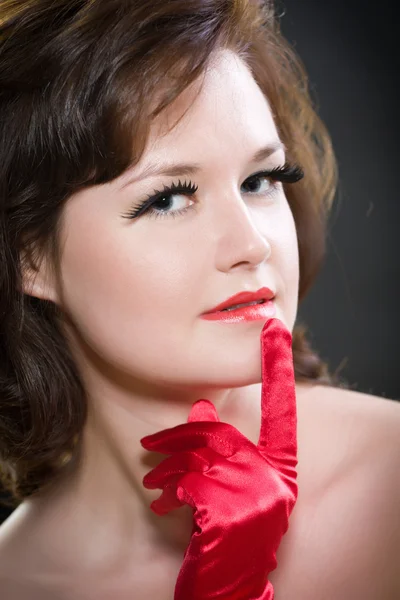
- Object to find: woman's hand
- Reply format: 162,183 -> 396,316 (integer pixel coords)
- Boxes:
140,318 -> 298,600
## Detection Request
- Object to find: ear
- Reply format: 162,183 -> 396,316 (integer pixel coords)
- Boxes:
19,244 -> 61,305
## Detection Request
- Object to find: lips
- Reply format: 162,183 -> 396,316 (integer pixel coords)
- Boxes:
204,287 -> 275,314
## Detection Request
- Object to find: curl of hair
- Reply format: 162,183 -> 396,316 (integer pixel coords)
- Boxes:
0,0 -> 339,505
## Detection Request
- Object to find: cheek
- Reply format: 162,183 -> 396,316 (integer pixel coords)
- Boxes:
269,202 -> 299,326
58,208 -> 201,371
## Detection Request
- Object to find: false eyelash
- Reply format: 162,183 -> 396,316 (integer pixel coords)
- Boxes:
267,162 -> 304,183
121,162 -> 304,221
122,179 -> 199,221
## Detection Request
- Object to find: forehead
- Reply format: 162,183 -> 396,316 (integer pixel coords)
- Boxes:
146,49 -> 279,154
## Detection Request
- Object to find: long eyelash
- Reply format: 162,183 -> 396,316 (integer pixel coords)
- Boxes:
121,162 -> 304,221
121,179 -> 199,221
267,162 -> 304,183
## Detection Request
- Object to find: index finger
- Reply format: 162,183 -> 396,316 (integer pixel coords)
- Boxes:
257,318 -> 297,467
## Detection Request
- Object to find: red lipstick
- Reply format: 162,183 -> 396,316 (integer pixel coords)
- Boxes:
203,287 -> 275,314
201,287 -> 276,323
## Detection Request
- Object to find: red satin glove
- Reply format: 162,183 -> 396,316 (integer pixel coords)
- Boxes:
140,318 -> 298,600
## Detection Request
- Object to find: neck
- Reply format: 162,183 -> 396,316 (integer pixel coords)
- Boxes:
22,380 -> 258,573
16,379 -> 312,580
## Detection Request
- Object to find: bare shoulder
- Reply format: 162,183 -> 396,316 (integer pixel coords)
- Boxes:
0,503 -> 70,600
319,381 -> 400,417
298,380 -> 400,433
305,383 -> 400,514
296,382 -> 400,483
270,383 -> 400,599
0,508 -> 35,599
0,574 -> 59,600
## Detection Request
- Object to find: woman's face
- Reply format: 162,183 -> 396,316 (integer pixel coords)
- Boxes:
52,50 -> 300,393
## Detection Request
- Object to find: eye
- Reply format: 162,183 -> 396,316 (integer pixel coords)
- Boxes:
120,162 -> 304,221
242,174 -> 274,195
121,179 -> 198,221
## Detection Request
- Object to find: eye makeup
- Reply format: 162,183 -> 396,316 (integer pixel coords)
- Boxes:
121,162 -> 304,221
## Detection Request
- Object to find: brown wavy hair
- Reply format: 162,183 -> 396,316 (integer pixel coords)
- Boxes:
0,0 -> 339,506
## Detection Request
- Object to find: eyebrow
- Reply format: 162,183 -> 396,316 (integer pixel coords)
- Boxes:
119,140 -> 286,190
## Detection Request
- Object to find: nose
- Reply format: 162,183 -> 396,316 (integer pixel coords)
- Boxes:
211,193 -> 272,272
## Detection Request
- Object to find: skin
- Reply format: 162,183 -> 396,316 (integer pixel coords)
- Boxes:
0,49 -> 399,599
28,49 -> 299,556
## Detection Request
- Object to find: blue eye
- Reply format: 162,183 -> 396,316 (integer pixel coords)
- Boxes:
121,163 -> 304,221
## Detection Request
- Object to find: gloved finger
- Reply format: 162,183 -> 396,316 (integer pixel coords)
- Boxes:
188,398 -> 220,423
150,472 -> 204,515
143,447 -> 216,490
140,420 -> 241,456
257,318 -> 297,469
150,479 -> 186,516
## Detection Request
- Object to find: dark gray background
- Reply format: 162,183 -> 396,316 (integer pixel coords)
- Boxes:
281,0 -> 399,400
1,0 -> 399,521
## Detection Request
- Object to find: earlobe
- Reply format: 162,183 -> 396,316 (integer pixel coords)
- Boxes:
21,270 -> 59,304
19,249 -> 60,305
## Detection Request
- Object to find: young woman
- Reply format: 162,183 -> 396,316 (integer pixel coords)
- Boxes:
0,1 -> 399,598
